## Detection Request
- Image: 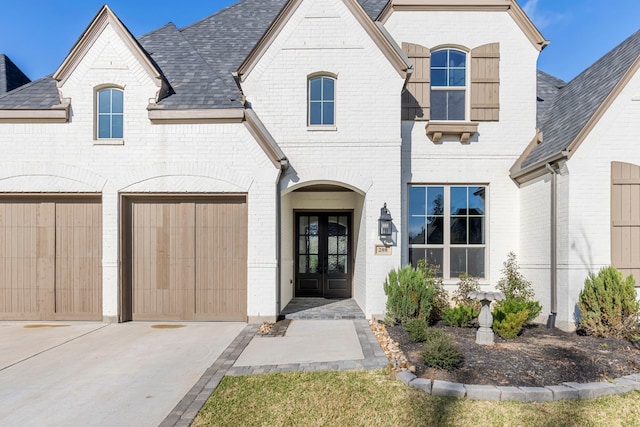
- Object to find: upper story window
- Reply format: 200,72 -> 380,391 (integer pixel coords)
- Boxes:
308,75 -> 335,126
97,87 -> 123,139
430,49 -> 466,121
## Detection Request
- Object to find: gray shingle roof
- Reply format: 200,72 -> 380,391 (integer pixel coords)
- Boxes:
139,23 -> 243,109
536,69 -> 565,127
0,55 -> 31,95
180,0 -> 289,82
0,75 -> 60,109
523,30 -> 640,168
0,0 -> 391,111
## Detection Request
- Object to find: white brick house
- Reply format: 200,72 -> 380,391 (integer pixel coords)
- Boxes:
1,0 -> 639,330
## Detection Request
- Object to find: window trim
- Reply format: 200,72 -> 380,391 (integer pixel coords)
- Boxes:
429,47 -> 469,122
95,85 -> 124,144
407,184 -> 488,281
307,73 -> 337,128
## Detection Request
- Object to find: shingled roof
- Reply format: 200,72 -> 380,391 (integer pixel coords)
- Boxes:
536,69 -> 565,127
0,0 -> 391,111
522,29 -> 640,168
0,55 -> 31,95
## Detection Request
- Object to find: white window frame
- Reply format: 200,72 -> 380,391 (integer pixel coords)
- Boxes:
408,184 -> 488,281
307,73 -> 336,129
430,48 -> 469,121
95,86 -> 124,144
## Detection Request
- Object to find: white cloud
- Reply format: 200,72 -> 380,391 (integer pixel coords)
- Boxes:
522,0 -> 564,30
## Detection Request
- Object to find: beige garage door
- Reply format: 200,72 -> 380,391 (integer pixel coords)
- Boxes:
611,162 -> 640,281
0,196 -> 102,320
123,196 -> 247,321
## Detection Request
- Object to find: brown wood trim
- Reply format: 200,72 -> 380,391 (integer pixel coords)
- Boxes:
425,121 -> 479,143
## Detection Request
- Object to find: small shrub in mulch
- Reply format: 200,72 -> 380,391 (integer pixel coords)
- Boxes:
420,328 -> 463,371
403,318 -> 429,342
578,266 -> 640,338
442,305 -> 479,328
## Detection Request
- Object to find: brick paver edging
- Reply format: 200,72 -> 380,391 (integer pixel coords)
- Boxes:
396,370 -> 640,402
159,324 -> 259,427
159,319 -> 387,427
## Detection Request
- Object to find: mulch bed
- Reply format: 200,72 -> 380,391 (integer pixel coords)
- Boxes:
386,322 -> 640,387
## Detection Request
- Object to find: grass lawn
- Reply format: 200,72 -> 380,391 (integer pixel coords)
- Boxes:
192,370 -> 640,427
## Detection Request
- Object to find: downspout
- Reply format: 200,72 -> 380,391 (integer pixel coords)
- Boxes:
545,163 -> 558,328
276,158 -> 289,318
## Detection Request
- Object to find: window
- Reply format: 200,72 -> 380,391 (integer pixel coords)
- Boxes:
430,49 -> 466,120
97,88 -> 123,139
308,76 -> 335,126
408,185 -> 486,279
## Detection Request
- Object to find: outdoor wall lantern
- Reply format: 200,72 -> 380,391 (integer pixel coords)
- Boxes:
378,203 -> 393,238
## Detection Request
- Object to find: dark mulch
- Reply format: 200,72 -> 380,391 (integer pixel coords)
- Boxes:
386,322 -> 640,387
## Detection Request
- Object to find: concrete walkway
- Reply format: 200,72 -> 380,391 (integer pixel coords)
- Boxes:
0,321 -> 245,427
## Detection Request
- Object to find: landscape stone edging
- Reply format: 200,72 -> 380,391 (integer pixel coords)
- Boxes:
396,371 -> 640,402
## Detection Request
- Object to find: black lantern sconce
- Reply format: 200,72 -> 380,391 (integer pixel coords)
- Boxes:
378,203 -> 393,238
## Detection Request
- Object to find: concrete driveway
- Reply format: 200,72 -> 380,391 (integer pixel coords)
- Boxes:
0,321 -> 245,427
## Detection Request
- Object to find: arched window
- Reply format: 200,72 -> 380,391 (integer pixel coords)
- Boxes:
308,75 -> 335,126
97,87 -> 123,139
430,49 -> 466,120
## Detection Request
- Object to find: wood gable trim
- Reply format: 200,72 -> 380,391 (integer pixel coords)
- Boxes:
379,0 -> 549,52
564,56 -> 640,160
237,0 -> 411,80
244,109 -> 288,169
53,6 -> 169,99
147,107 -> 245,124
237,0 -> 303,79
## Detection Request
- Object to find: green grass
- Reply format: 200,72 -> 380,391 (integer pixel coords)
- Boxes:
192,370 -> 640,427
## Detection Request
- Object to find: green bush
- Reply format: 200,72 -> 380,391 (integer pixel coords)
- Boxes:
442,305 -> 480,328
496,252 -> 534,301
403,318 -> 429,342
452,273 -> 481,310
383,265 -> 433,323
493,307 -> 529,339
421,328 -> 463,370
416,260 -> 449,324
578,266 -> 640,338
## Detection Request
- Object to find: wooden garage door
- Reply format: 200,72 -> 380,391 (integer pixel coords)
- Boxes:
611,162 -> 640,281
124,196 -> 247,321
0,197 -> 102,320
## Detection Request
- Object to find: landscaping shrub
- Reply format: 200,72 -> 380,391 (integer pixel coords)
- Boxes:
383,265 -> 433,323
403,318 -> 429,342
496,252 -> 534,301
492,301 -> 530,339
492,253 -> 542,338
421,328 -> 463,370
577,266 -> 640,338
416,259 -> 449,324
442,305 -> 480,328
452,272 -> 481,310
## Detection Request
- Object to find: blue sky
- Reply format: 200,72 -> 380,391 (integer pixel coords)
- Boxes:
1,1 -> 639,83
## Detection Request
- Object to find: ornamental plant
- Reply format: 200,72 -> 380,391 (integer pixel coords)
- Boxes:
383,265 -> 433,323
416,259 -> 449,324
577,266 -> 640,338
492,252 -> 542,339
421,328 -> 463,370
442,305 -> 480,328
403,318 -> 429,342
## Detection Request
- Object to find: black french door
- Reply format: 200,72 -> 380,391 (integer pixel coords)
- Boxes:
295,212 -> 351,298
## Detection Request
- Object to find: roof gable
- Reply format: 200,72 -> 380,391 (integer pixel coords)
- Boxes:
521,29 -> 640,170
53,5 -> 169,99
378,0 -> 548,51
236,0 -> 411,79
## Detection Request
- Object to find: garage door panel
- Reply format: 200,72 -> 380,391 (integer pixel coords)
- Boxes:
128,196 -> 247,321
